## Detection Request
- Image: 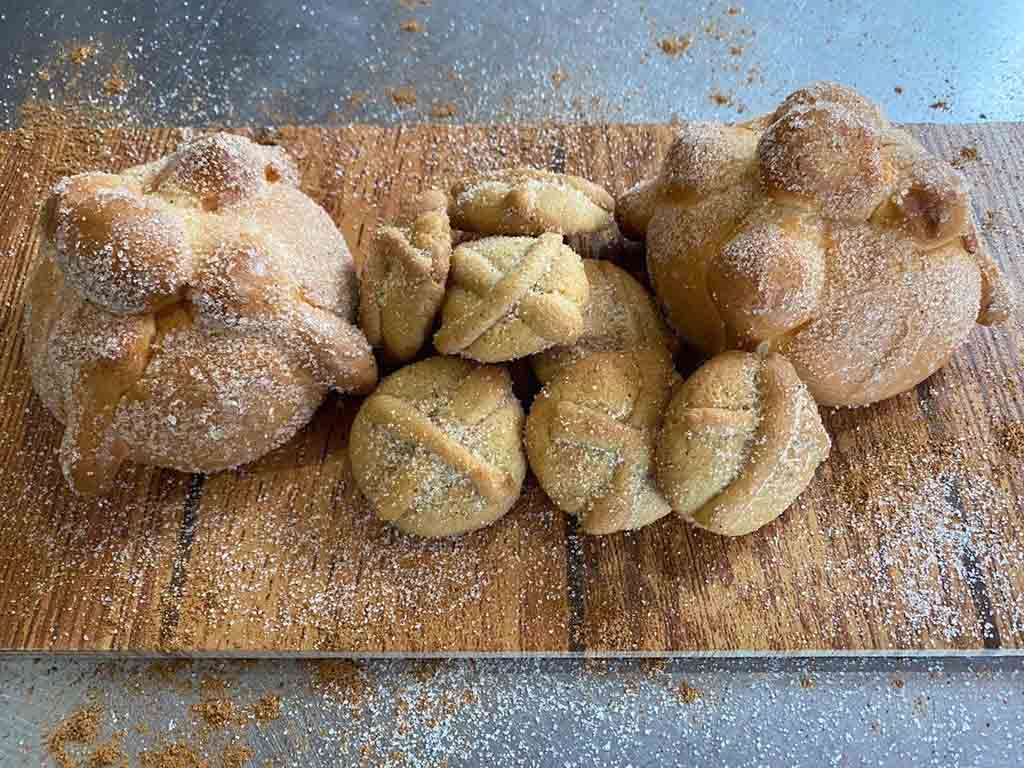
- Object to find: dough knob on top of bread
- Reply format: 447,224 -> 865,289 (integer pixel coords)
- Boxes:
149,132 -> 300,211
616,81 -> 1015,406
526,348 -> 678,535
449,168 -> 614,236
349,357 -> 526,538
433,233 -> 589,362
43,174 -> 193,315
26,131 -> 376,495
359,189 -> 452,364
656,350 -> 830,537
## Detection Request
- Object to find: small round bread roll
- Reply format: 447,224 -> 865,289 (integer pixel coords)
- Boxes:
449,168 -> 614,235
525,349 -> 677,535
349,357 -> 526,538
531,259 -> 678,384
359,189 -> 452,363
433,233 -> 589,362
619,82 -> 1014,406
656,351 -> 830,537
25,132 -> 377,496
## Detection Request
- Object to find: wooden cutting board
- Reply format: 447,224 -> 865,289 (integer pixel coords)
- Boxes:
0,123 -> 1021,655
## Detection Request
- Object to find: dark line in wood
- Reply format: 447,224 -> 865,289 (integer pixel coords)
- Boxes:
564,516 -> 586,653
159,473 -> 206,646
916,380 -> 1003,649
550,140 -> 567,174
944,478 -> 1003,650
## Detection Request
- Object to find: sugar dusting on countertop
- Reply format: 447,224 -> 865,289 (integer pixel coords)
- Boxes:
20,654 -> 1022,767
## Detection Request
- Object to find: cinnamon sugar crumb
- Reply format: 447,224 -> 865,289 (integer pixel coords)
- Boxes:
347,91 -> 369,109
191,698 -> 240,729
139,742 -> 208,768
657,35 -> 692,57
69,44 -> 98,66
676,679 -> 702,704
389,86 -> 418,107
399,19 -> 422,33
221,745 -> 255,768
1003,421 -> 1024,458
102,65 -> 129,96
251,693 -> 282,724
83,734 -> 126,768
951,146 -> 979,169
48,706 -> 101,768
551,69 -> 569,88
309,660 -> 368,714
429,101 -> 458,119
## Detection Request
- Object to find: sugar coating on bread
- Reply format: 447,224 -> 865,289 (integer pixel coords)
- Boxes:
25,132 -> 377,495
531,259 -> 678,384
349,357 -> 526,538
434,233 -> 589,362
360,189 -> 452,363
620,81 -> 1015,406
657,351 -> 830,537
526,349 -> 678,535
450,167 -> 614,236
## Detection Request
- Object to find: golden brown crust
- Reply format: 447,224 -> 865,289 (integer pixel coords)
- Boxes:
769,81 -> 886,128
757,104 -> 889,220
449,168 -> 614,236
525,349 -> 677,535
359,189 -> 452,363
771,226 -> 983,406
656,351 -> 830,536
433,233 -> 589,362
24,132 -> 377,495
531,259 -> 678,384
349,357 -> 526,538
621,81 -> 1015,406
707,204 -> 825,347
614,177 -> 659,240
49,174 -> 192,314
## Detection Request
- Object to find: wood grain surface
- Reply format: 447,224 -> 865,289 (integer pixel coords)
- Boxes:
0,123 -> 1021,654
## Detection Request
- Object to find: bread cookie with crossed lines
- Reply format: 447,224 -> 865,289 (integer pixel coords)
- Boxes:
449,168 -> 615,236
349,357 -> 527,538
24,132 -> 377,495
617,82 -> 1013,406
656,351 -> 830,537
525,348 -> 678,535
433,233 -> 589,362
359,189 -> 452,364
531,259 -> 678,384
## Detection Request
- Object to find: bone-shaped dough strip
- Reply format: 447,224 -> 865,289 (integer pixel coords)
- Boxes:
363,394 -> 514,504
550,401 -> 650,532
440,366 -> 510,425
434,233 -> 562,354
678,406 -> 759,432
550,400 -> 646,453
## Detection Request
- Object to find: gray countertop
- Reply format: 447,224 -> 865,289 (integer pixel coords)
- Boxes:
1,1 -> 1023,766
3,656 -> 1023,767
2,0 -> 1024,128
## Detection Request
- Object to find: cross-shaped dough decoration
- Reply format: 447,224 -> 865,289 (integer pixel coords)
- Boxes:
434,233 -> 583,355
361,366 -> 518,522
